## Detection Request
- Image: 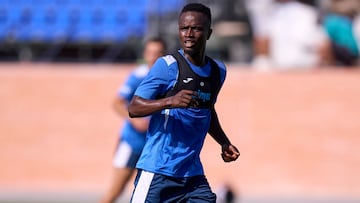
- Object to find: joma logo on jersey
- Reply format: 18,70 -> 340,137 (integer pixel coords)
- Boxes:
196,89 -> 211,102
183,78 -> 193,83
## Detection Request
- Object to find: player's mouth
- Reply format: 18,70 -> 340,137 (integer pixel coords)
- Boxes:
184,40 -> 195,47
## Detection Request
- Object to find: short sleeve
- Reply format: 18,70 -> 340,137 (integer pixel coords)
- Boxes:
134,58 -> 171,99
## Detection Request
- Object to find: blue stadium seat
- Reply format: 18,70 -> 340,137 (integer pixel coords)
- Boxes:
0,0 -> 151,43
127,11 -> 146,37
12,7 -> 33,42
31,6 -> 70,42
7,0 -> 31,7
12,4 -> 73,43
0,6 -> 10,40
69,6 -> 130,43
98,8 -> 127,42
68,7 -> 91,42
0,6 -> 25,41
147,0 -> 183,15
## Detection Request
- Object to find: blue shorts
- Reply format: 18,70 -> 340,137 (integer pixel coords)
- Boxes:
130,170 -> 216,203
112,140 -> 141,168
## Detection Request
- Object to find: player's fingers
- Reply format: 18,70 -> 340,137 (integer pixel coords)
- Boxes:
221,153 -> 231,162
222,149 -> 239,162
177,91 -> 194,101
178,89 -> 195,97
223,148 -> 237,155
221,153 -> 235,162
231,149 -> 240,156
188,99 -> 199,108
228,145 -> 240,156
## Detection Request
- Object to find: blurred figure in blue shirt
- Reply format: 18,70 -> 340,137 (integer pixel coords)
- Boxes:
99,37 -> 166,203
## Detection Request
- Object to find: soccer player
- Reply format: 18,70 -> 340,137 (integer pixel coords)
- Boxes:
128,3 -> 240,202
99,37 -> 166,203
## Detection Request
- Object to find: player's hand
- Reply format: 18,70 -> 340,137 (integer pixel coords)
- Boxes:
221,144 -> 240,162
171,90 -> 198,108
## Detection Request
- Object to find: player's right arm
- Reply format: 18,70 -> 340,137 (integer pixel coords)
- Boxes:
128,57 -> 198,118
128,90 -> 197,118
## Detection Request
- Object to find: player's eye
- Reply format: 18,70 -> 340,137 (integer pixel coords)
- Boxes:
179,26 -> 188,31
192,26 -> 203,32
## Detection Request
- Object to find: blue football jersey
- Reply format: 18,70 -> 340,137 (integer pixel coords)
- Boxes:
134,50 -> 226,177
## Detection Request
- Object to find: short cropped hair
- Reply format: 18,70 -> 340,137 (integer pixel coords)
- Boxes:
180,3 -> 212,27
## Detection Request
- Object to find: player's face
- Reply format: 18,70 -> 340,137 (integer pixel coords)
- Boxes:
178,11 -> 212,56
144,41 -> 165,67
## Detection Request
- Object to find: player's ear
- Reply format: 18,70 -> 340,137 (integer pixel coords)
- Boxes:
207,28 -> 212,40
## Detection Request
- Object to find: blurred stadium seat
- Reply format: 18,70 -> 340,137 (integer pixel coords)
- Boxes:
0,0 -> 155,43
0,6 -> 11,40
0,0 -> 184,62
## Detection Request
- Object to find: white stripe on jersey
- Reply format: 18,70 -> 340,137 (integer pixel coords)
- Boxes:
163,108 -> 170,130
163,55 -> 176,66
131,171 -> 154,203
113,141 -> 132,168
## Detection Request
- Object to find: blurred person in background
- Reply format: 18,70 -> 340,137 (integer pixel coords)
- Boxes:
99,37 -> 166,203
245,0 -> 274,67
247,0 -> 333,70
322,0 -> 360,66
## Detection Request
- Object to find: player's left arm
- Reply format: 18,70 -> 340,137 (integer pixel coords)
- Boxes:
208,108 -> 240,162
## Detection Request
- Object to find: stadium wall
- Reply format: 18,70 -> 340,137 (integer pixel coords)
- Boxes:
0,63 -> 359,203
